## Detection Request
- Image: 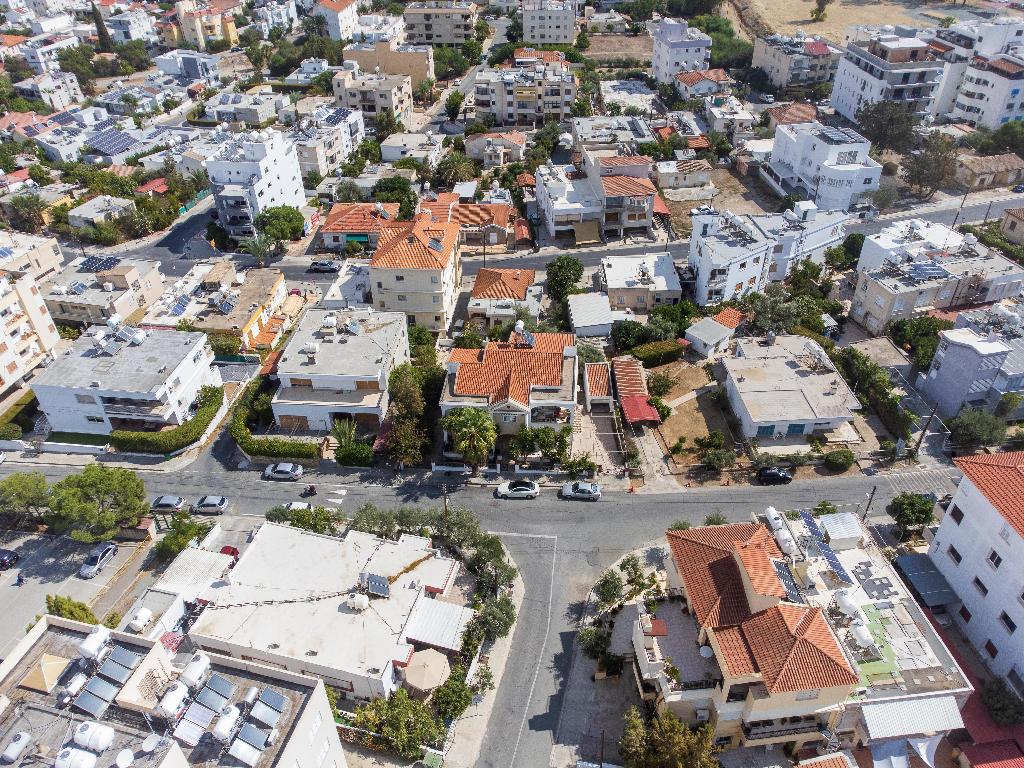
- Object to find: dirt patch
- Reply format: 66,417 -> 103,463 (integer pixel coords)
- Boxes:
659,392 -> 732,454
586,33 -> 653,62
668,168 -> 778,235
650,360 -> 711,402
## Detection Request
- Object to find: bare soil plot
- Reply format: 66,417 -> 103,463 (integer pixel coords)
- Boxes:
586,34 -> 653,62
659,392 -> 733,454
668,168 -> 777,236
650,360 -> 711,402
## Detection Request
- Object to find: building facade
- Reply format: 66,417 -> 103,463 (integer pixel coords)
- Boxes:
288,106 -> 364,179
313,0 -> 358,40
522,0 -> 576,45
13,70 -> 81,110
752,34 -> 842,88
403,0 -> 478,45
474,58 -> 577,125
44,256 -> 164,326
651,18 -> 712,84
0,269 -> 59,393
107,9 -> 158,43
332,66 -> 413,128
342,39 -> 435,88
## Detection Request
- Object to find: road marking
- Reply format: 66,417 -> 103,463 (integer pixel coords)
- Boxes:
488,531 -> 557,540
328,498 -> 347,505
886,469 -> 956,495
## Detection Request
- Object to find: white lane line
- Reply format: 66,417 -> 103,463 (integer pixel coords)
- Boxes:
489,531 -> 557,539
328,498 -> 347,505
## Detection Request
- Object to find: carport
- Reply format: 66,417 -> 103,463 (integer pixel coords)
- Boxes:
893,553 -> 958,608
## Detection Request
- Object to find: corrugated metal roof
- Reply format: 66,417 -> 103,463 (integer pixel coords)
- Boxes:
862,696 -> 964,740
402,596 -> 476,652
568,293 -> 613,330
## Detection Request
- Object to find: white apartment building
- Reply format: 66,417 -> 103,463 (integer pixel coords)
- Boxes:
952,52 -> 1024,129
0,269 -> 59,394
154,48 -> 219,85
601,253 -> 682,311
106,9 -> 157,43
403,0 -> 478,45
831,27 -> 943,123
33,325 -> 221,434
204,90 -> 289,125
352,13 -> 404,41
288,106 -> 364,179
21,32 -> 77,73
272,307 -> 408,431
13,69 -> 81,110
651,18 -> 712,85
760,122 -> 881,212
206,129 -> 305,239
522,0 -> 576,45
752,33 -> 842,89
312,0 -> 358,40
44,256 -> 163,327
332,64 -> 413,128
703,94 -> 756,134
474,58 -> 577,126
29,14 -> 72,34
929,451 -> 1024,688
0,231 -> 63,281
379,131 -> 443,167
253,0 -> 297,37
570,114 -> 657,151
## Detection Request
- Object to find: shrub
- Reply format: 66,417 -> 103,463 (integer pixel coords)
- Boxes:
882,160 -> 899,176
335,442 -> 373,466
631,340 -> 685,367
0,422 -> 23,440
823,448 -> 856,472
702,449 -> 735,472
110,386 -> 223,454
646,371 -> 673,397
578,626 -> 611,659
230,379 -> 320,460
704,512 -> 728,525
562,453 -> 597,477
649,397 -> 671,421
982,678 -> 1024,725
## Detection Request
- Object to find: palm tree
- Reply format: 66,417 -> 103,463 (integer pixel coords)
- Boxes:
440,407 -> 497,474
434,152 -> 476,187
188,169 -> 209,191
331,418 -> 356,447
7,194 -> 47,234
240,233 -> 273,267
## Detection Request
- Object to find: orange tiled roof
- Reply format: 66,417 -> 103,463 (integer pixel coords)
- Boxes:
653,126 -> 675,141
371,213 -> 460,270
473,131 -> 526,147
601,175 -> 656,197
599,155 -> 652,168
961,741 -> 1024,768
585,362 -> 610,398
103,164 -> 137,178
451,332 -> 575,407
714,625 -> 757,676
1005,207 -> 1024,219
734,527 -> 786,599
514,46 -> 565,63
685,134 -> 711,151
322,202 -> 400,233
766,102 -> 818,126
927,38 -> 954,53
675,68 -> 732,87
954,451 -> 1024,538
420,200 -> 514,230
471,267 -> 536,300
611,356 -> 648,398
135,177 -> 168,194
516,172 -> 536,187
317,0 -> 356,11
0,34 -> 28,47
712,307 -> 746,329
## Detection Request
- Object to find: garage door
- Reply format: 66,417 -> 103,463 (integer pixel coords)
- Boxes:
278,415 -> 309,430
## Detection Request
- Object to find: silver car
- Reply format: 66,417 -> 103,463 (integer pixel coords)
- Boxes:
79,541 -> 117,579
191,496 -> 229,515
560,481 -> 601,501
151,495 -> 186,513
496,480 -> 540,500
263,463 -> 304,481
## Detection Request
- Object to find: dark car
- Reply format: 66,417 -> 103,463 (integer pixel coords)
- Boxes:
0,548 -> 20,569
1014,183 -> 1024,193
757,466 -> 793,485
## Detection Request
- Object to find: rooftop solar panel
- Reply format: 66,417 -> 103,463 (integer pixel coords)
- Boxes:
365,574 -> 389,598
800,510 -> 824,540
172,717 -> 206,747
72,690 -> 108,718
258,687 -> 287,713
109,645 -> 142,668
205,673 -> 236,699
0,247 -> 13,258
85,675 -> 119,702
772,560 -> 804,603
194,685 -> 228,713
98,256 -> 120,271
69,280 -> 88,295
249,700 -> 282,728
237,723 -> 269,750
102,339 -> 123,356
818,541 -> 854,585
217,300 -> 236,315
97,659 -> 133,685
81,255 -> 101,271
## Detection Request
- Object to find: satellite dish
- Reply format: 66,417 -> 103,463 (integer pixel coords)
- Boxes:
116,751 -> 134,768
140,735 -> 160,754
698,646 -> 714,658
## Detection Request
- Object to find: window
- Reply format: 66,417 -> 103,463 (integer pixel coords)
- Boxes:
948,505 -> 963,525
397,294 -> 406,301
1000,611 -> 1017,634
985,639 -> 999,658
756,425 -> 775,437
947,544 -> 962,564
86,415 -> 104,423
959,605 -> 972,623
75,394 -> 96,404
1009,667 -> 1024,697
787,423 -> 805,436
501,414 -> 516,423
988,550 -> 1003,570
395,275 -> 404,282
974,577 -> 989,596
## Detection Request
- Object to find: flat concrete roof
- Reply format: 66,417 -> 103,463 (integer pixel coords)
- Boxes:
602,253 -> 681,293
276,307 -> 406,378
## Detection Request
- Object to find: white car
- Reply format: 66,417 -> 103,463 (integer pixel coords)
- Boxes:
263,463 -> 304,481
453,78 -> 462,87
79,541 -> 117,579
560,481 -> 601,501
496,480 -> 539,499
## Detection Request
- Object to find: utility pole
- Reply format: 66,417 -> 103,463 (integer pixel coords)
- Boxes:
861,484 -> 877,521
914,403 -> 938,458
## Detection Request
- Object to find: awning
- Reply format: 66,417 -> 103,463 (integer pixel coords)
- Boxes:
909,735 -> 944,767
620,394 -> 661,424
404,648 -> 450,692
893,553 -> 958,607
871,740 -> 910,768
863,696 -> 964,740
653,193 -> 671,216
572,220 -> 601,245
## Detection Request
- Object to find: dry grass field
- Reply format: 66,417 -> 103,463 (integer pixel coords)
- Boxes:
585,33 -> 654,62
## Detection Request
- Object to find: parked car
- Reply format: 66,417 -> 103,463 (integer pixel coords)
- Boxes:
496,480 -> 540,499
151,495 -> 187,513
191,495 -> 230,515
0,548 -> 20,569
763,94 -> 775,103
756,466 -> 793,485
282,501 -> 313,511
79,542 -> 117,579
1012,183 -> 1024,193
309,260 -> 341,273
453,78 -> 462,87
560,481 -> 602,501
263,463 -> 304,481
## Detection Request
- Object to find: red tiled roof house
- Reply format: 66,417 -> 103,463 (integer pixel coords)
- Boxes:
467,267 -> 542,328
320,202 -> 400,252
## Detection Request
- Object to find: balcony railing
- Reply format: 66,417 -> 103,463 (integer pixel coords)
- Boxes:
103,400 -> 172,418
742,721 -> 824,740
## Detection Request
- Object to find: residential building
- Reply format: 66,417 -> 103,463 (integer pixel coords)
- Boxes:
1002,207 -> 1024,244
107,9 -> 157,42
0,182 -> 76,224
655,158 -> 713,189
320,202 -> 400,250
97,83 -> 180,117
0,231 -> 63,281
287,106 -> 364,179
67,196 -> 135,230
280,94 -> 335,122
283,58 -> 341,86
685,315 -> 735,358
154,48 -> 220,85
317,163 -> 417,201
856,217 -> 965,272
403,0 -> 478,45
950,53 -> 1024,128
465,131 -> 526,167
441,331 -> 577,442
206,129 -> 305,239
650,516 -> 971,750
13,70 -> 81,110
342,39 -> 435,88
651,18 -> 712,85
568,292 -> 625,337
44,256 -> 163,327
380,131 -> 443,167
763,101 -> 818,131
204,90 -> 289,125
956,152 -> 1024,190
582,8 -> 627,32
21,32 -> 78,73
703,94 -> 757,134
849,229 -> 1024,334
332,65 -> 413,128
831,27 -> 943,123
419,192 -> 515,247
369,213 -> 462,332
675,68 -> 733,100
0,268 -> 59,392
352,13 -> 404,42
474,57 -> 577,126
600,253 -> 681,311
137,129 -> 232,174
0,616 -> 350,768
271,307 -> 407,431
252,0 -> 297,37
33,325 -> 220,434
190,522 -> 473,700
467,267 -> 541,328
29,13 -> 72,34
313,0 -> 358,40
170,0 -> 238,51
569,114 -> 656,151
752,33 -> 842,89
929,451 -> 1024,685
522,0 -> 576,45
760,122 -> 881,212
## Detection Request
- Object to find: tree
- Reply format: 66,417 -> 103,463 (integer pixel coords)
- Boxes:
887,492 -> 935,538
266,504 -> 342,534
372,176 -> 417,219
0,472 -> 49,529
473,595 -> 516,640
374,107 -> 402,141
619,707 -> 649,768
240,233 -> 274,267
440,407 -> 497,473
594,568 -> 624,606
255,206 -> 305,242
432,665 -> 473,721
901,133 -> 958,199
471,662 -> 495,694
577,626 -> 611,659
444,91 -> 465,121
92,3 -> 114,52
887,315 -> 953,367
332,180 -> 363,202
413,77 -> 436,105
855,101 -> 918,152
618,708 -> 717,768
546,254 -> 584,301
872,183 -> 900,211
575,30 -> 590,49
647,372 -> 673,397
570,98 -> 593,117
949,407 -> 1006,450
7,194 -> 48,233
454,326 -> 484,349
434,151 -> 476,186
981,679 -> 1024,726
352,689 -> 443,759
809,0 -> 832,21
46,594 -> 98,624
824,449 -> 856,471
702,449 -> 735,472
46,465 -> 148,543
996,392 -> 1023,419
154,513 -> 210,560
742,284 -> 801,334
302,13 -> 328,37
389,363 -> 426,420
28,164 -> 53,186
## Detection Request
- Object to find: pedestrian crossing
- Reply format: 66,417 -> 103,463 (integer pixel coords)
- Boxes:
886,468 -> 959,495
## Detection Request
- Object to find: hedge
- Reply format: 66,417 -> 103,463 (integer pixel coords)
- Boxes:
631,340 -> 686,367
335,442 -> 373,467
109,386 -> 224,454
824,448 -> 856,472
230,380 -> 320,460
0,422 -> 22,440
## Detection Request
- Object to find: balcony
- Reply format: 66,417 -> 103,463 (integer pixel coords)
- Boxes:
3,312 -> 25,330
742,719 -> 825,741
102,399 -> 173,419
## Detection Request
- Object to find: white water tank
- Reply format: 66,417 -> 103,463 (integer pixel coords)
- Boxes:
74,722 -> 115,753
348,594 -> 370,612
835,588 -> 859,617
851,620 -> 874,649
78,626 -> 111,661
774,528 -> 799,556
130,330 -> 146,346
764,506 -> 784,532
212,706 -> 241,743
106,314 -> 122,330
2,732 -> 32,763
180,652 -> 211,689
127,607 -> 153,633
155,682 -> 188,719
56,749 -> 97,768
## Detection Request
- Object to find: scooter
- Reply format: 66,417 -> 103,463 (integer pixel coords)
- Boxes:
300,485 -> 317,498
15,572 -> 25,586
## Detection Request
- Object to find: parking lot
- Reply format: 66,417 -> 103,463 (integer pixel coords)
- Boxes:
0,532 -> 135,659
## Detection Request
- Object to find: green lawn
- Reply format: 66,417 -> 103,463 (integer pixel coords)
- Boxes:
46,432 -> 110,446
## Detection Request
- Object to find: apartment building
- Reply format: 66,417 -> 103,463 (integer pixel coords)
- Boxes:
13,69 -> 82,110
752,33 -> 842,89
154,48 -> 219,85
929,451 -> 1024,687
369,213 -> 462,332
206,129 -> 304,239
0,268 -> 59,393
204,90 -> 288,125
252,0 -> 297,37
352,13 -> 404,41
170,0 -> 238,50
760,122 -> 881,212
522,0 -> 576,45
21,32 -> 77,73
343,39 -> 435,88
651,18 -> 712,84
271,307 -> 408,431
0,231 -> 63,281
44,256 -> 163,326
287,106 -> 364,179
313,0 -> 358,40
645,514 -> 971,751
474,57 -> 577,126
332,65 -> 413,128
107,9 -> 157,43
831,27 -> 943,123
0,617 -> 349,768
600,253 -> 681,311
403,0 -> 478,45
